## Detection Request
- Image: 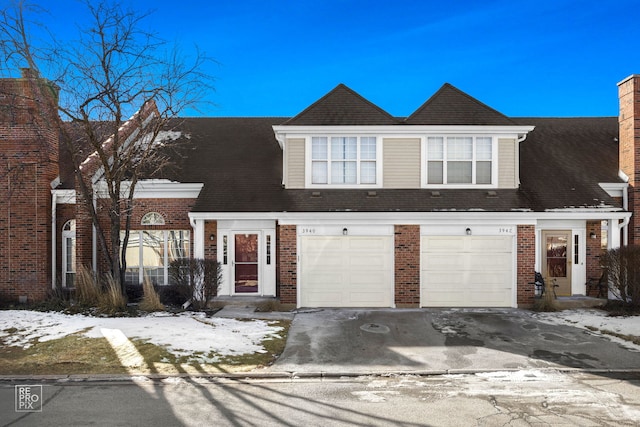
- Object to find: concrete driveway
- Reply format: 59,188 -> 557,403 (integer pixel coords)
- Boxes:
270,308 -> 640,374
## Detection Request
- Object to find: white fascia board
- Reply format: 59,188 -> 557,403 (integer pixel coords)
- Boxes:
94,179 -> 203,199
190,209 -> 631,225
51,189 -> 76,204
599,182 -> 628,198
272,125 -> 536,149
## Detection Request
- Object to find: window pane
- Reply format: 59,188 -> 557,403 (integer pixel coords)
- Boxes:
331,161 -> 357,184
312,161 -> 328,184
361,137 -> 376,160
168,230 -> 190,263
428,161 -> 443,184
360,161 -> 376,184
331,137 -> 357,160
427,137 -> 443,160
142,231 -> 164,285
476,137 -> 492,160
447,161 -> 472,183
122,231 -> 140,285
447,137 -> 472,160
312,137 -> 327,160
477,161 -> 492,184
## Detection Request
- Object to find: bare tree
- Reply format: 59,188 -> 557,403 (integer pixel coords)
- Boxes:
0,0 -> 214,291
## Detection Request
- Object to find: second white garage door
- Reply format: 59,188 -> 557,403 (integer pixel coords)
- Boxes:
300,236 -> 393,307
421,236 -> 514,307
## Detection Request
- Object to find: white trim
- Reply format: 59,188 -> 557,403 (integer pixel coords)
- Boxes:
273,124 -> 535,138
51,189 -> 76,204
599,182 -> 628,198
189,210 -> 630,224
93,179 -> 203,199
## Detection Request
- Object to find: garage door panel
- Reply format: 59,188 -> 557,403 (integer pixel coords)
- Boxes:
424,254 -> 466,270
301,236 -> 393,307
422,236 -> 514,308
423,237 -> 465,252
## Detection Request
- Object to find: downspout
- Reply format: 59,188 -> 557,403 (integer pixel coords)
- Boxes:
51,191 -> 57,289
622,184 -> 630,246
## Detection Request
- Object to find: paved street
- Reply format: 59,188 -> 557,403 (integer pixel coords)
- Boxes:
2,371 -> 640,426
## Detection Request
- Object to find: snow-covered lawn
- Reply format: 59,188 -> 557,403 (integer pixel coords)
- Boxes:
0,310 -> 286,364
532,308 -> 640,349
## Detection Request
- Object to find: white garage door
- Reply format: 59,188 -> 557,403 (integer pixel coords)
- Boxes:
300,236 -> 393,307
421,236 -> 514,307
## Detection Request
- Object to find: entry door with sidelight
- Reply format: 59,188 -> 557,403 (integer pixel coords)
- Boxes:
233,233 -> 259,294
542,230 -> 572,296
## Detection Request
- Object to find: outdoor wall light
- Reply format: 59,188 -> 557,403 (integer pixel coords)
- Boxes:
590,232 -> 597,239
209,234 -> 216,241
343,227 -> 348,235
466,227 -> 472,235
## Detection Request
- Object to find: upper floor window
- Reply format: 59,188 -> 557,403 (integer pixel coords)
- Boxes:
425,136 -> 493,186
311,136 -> 377,185
141,212 -> 165,226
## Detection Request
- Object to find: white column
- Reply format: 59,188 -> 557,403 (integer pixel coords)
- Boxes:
193,219 -> 205,259
608,218 -> 621,250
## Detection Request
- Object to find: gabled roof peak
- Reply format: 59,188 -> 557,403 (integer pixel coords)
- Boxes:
282,83 -> 399,126
405,83 -> 515,126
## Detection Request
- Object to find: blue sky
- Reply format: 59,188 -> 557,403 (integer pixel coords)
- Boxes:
14,0 -> 640,118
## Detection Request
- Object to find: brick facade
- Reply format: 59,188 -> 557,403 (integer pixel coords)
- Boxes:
618,75 -> 640,245
277,224 -> 297,304
0,70 -> 59,302
516,225 -> 536,307
394,225 -> 420,307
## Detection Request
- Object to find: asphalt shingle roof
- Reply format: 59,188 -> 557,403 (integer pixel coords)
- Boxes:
516,117 -> 622,210
405,83 -> 516,126
283,84 -> 399,126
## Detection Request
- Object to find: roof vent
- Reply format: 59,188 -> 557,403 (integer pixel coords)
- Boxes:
486,190 -> 498,198
311,191 -> 322,198
431,191 -> 441,198
367,191 -> 377,198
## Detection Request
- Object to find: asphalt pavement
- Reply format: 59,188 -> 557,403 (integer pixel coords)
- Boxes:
269,308 -> 640,375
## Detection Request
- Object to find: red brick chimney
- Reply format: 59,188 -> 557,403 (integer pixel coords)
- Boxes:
618,75 -> 640,245
0,69 -> 60,303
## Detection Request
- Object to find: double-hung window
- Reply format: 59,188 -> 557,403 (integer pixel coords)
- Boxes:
426,136 -> 493,185
311,136 -> 377,185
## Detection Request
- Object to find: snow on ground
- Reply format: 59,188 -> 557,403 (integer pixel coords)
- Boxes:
0,308 -> 638,363
0,310 -> 285,363
533,309 -> 640,341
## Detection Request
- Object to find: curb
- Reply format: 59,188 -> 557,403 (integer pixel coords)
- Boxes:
2,368 -> 640,384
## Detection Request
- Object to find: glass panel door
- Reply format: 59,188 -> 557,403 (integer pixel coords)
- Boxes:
542,230 -> 572,296
234,233 -> 259,293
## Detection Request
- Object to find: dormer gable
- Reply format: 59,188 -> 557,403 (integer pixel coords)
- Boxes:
282,83 -> 399,126
405,83 -> 515,125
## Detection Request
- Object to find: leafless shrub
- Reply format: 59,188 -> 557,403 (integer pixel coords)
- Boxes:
600,245 -> 640,308
169,258 -> 221,310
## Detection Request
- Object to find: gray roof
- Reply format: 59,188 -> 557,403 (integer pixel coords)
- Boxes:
516,117 -> 622,210
283,84 -> 399,126
164,116 -> 621,214
69,84 -> 623,215
405,83 -> 516,126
